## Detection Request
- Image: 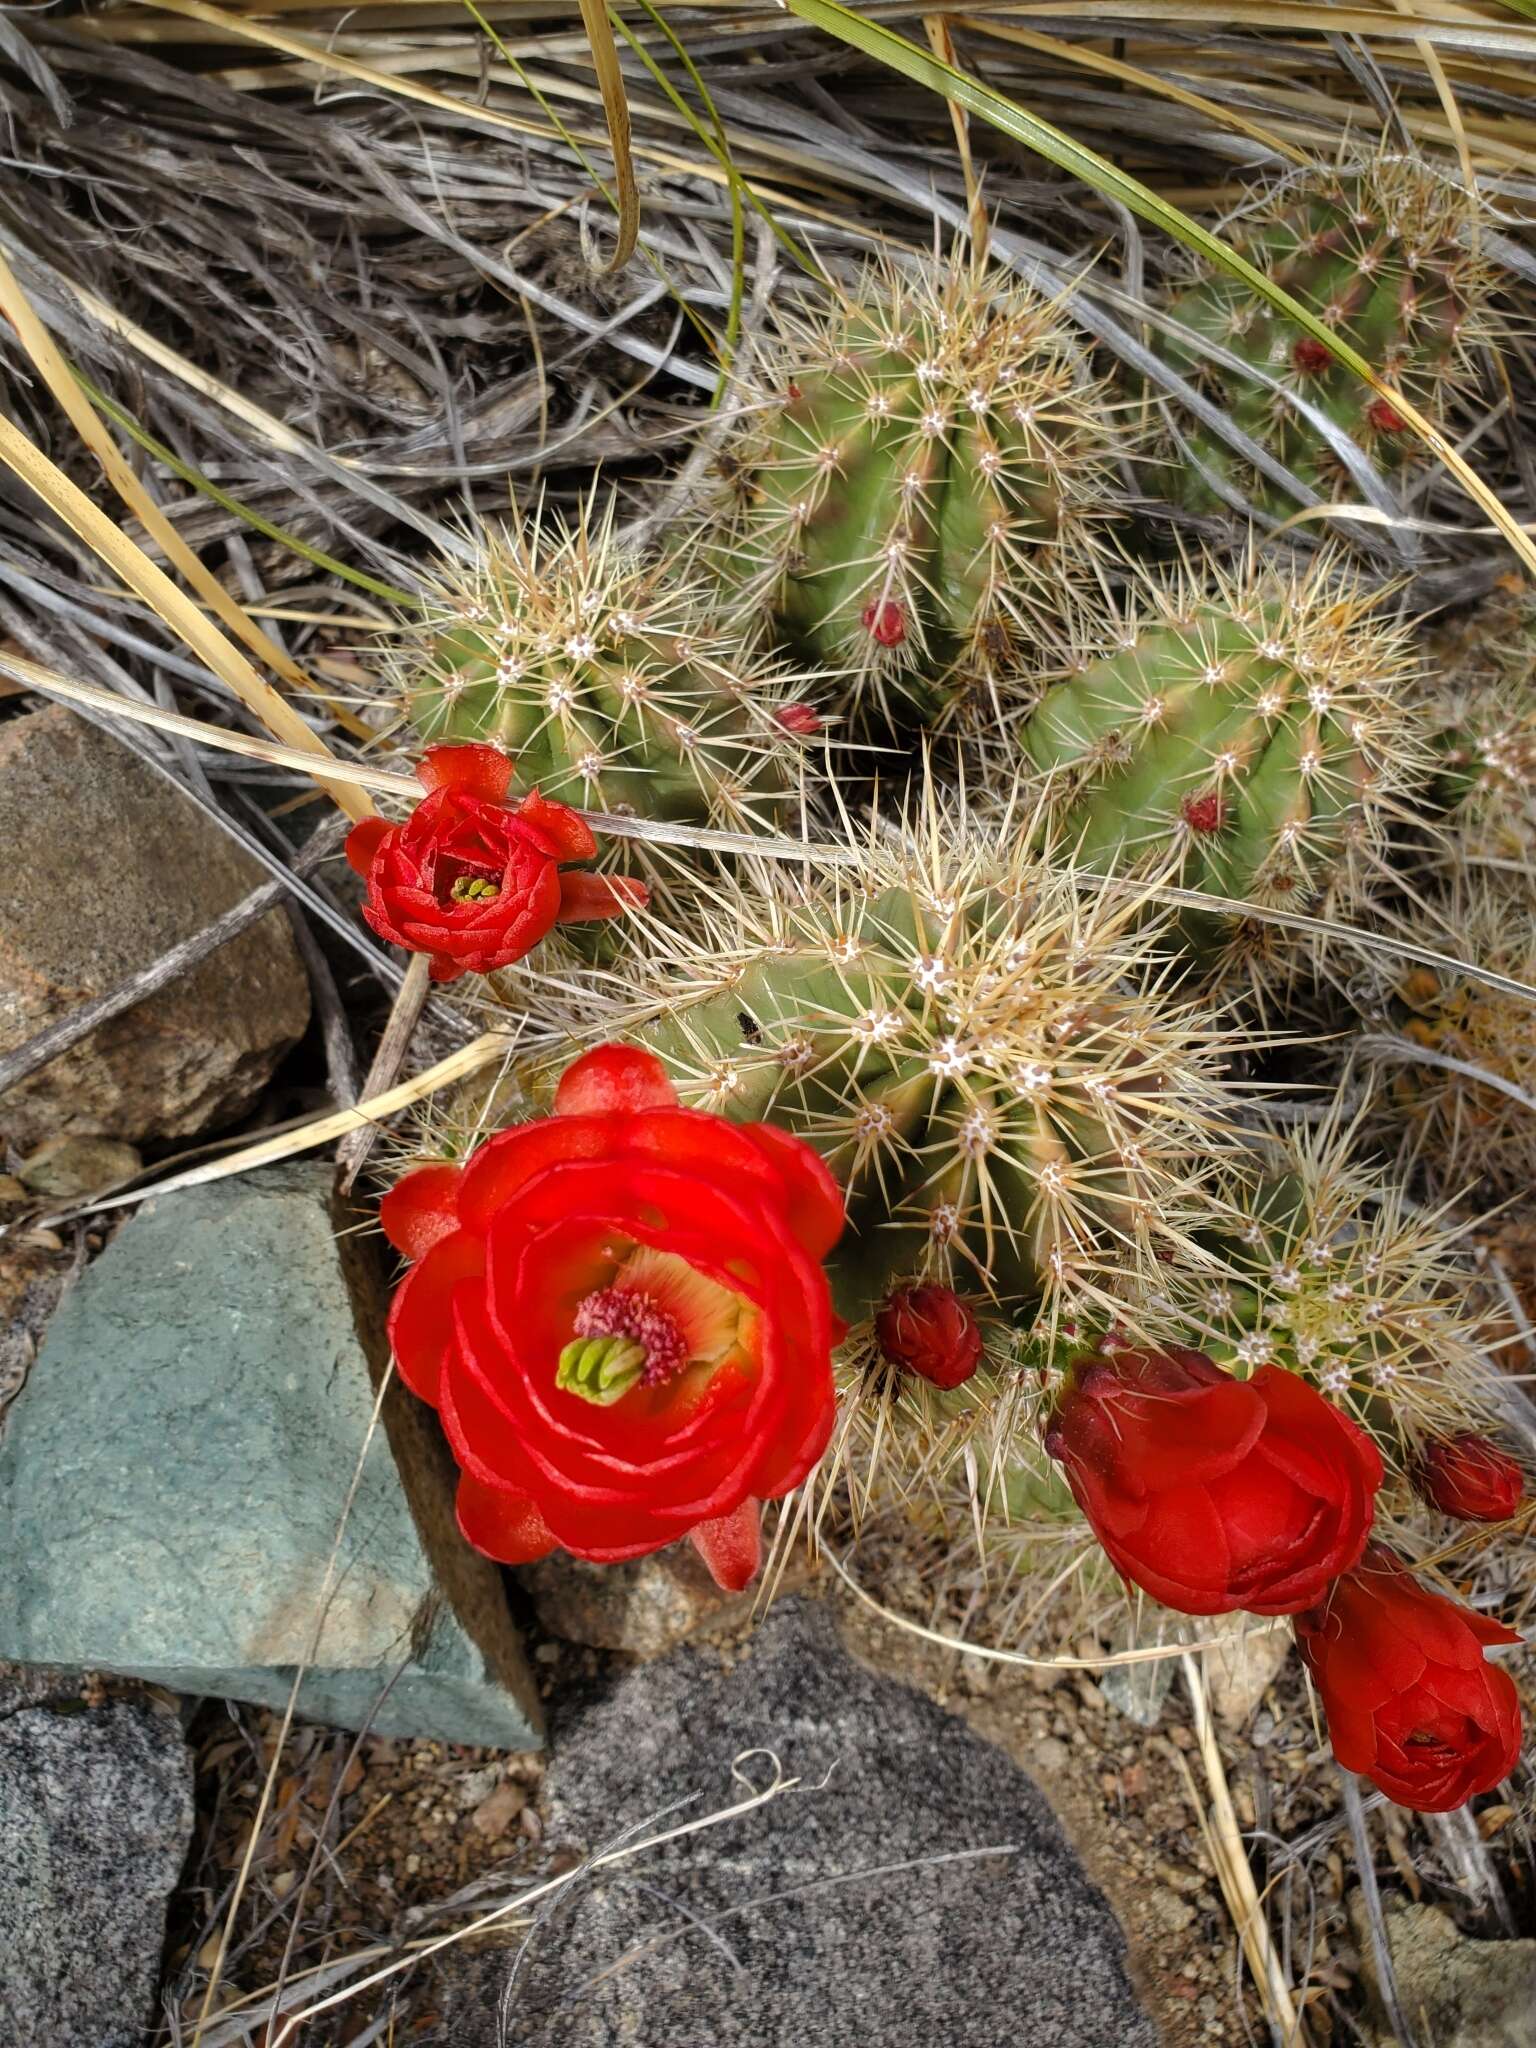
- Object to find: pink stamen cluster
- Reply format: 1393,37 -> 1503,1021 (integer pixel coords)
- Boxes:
572,1286 -> 689,1385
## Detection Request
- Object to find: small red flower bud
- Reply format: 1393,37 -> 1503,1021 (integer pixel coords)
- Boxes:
861,598 -> 907,649
1292,336 -> 1334,374
1417,1434 -> 1526,1523
1181,789 -> 1226,836
774,702 -> 822,736
875,1284 -> 983,1390
1367,398 -> 1408,434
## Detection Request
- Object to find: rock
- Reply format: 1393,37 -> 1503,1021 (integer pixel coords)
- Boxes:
0,707 -> 310,1150
0,1235 -> 73,1422
17,1134 -> 142,1199
1100,1653 -> 1175,1728
436,1597 -> 1157,2047
521,1544 -> 786,1658
0,1163 -> 543,1751
0,1697 -> 193,2047
1202,1617 -> 1293,1729
1350,1894 -> 1536,2047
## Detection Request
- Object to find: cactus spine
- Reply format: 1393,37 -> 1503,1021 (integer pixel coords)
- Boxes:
388,501 -> 819,831
710,249 -> 1123,728
1161,155 -> 1498,518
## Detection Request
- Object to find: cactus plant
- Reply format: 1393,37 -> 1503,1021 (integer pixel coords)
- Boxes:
518,791 -> 1242,1338
1018,553 -> 1431,998
1162,1117 -> 1504,1464
1419,585 -> 1536,865
708,247 -> 1124,728
385,500 -> 822,832
1160,154 -> 1498,520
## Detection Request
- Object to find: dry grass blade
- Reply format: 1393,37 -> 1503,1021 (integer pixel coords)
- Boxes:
1181,1653 -> 1305,2043
0,413 -> 370,820
582,0 -> 639,269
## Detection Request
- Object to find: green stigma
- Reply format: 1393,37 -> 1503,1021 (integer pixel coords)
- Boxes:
556,1333 -> 646,1405
449,874 -> 501,903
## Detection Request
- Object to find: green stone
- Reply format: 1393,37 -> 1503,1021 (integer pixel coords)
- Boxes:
0,1164 -> 542,1750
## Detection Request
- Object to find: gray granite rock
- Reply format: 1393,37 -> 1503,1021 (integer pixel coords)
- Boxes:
0,1164 -> 542,1750
0,1698 -> 192,2048
0,706 -> 310,1151
436,1597 -> 1157,2047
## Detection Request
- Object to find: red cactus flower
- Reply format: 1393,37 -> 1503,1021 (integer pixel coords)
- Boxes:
1044,1343 -> 1381,1616
1366,397 -> 1408,435
876,1284 -> 983,1390
380,1043 -> 846,1591
1297,1546 -> 1521,1812
345,743 -> 645,983
861,598 -> 907,649
1417,1434 -> 1526,1523
1291,336 -> 1335,374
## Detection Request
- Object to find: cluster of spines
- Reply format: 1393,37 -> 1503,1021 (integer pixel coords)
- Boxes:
1020,551 -> 1432,1009
1162,152 -> 1500,517
1162,1115 -> 1504,1466
385,501 -> 822,834
710,248 -> 1123,728
517,787 -> 1243,1342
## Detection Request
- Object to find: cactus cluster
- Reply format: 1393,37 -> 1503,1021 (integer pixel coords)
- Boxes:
1161,154 -> 1498,520
1420,586 -> 1536,865
708,248 -> 1124,728
1018,553 -> 1430,999
517,792 -> 1241,1336
385,501 -> 822,831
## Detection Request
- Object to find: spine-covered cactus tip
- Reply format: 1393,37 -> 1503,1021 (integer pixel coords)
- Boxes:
1161,152 -> 1502,519
708,245 -> 1126,728
1020,550 -> 1432,997
382,497 -> 823,831
519,786 -> 1244,1338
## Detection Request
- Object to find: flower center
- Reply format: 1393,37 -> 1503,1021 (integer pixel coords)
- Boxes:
449,873 -> 501,903
555,1250 -> 748,1409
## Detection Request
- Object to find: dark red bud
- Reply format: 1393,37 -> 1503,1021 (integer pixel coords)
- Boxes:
774,702 -> 822,736
1181,790 -> 1226,835
1292,337 -> 1334,374
1367,398 -> 1408,434
875,1283 -> 982,1390
861,598 -> 907,649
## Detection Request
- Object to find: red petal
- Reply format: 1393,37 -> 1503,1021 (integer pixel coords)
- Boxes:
380,1163 -> 463,1259
515,786 -> 598,860
418,742 -> 514,803
555,871 -> 649,924
554,1043 -> 677,1116
455,1472 -> 557,1564
688,1499 -> 762,1591
386,1231 -> 485,1404
345,815 -> 391,877
740,1122 -> 846,1260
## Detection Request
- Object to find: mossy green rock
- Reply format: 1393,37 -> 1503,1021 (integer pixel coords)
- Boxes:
0,1165 -> 542,1750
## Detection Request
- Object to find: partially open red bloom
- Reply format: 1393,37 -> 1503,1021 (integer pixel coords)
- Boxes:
381,1043 -> 845,1590
345,743 -> 645,983
876,1284 -> 982,1390
1044,1343 -> 1381,1616
1417,1434 -> 1526,1523
1297,1547 -> 1521,1812
861,598 -> 907,648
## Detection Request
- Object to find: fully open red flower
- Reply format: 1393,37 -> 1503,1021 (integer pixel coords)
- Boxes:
1297,1547 -> 1522,1812
345,743 -> 645,982
876,1284 -> 982,1390
1044,1343 -> 1381,1616
1416,1433 -> 1526,1523
381,1043 -> 845,1590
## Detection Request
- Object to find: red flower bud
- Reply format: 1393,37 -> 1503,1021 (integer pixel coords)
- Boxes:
774,702 -> 823,737
1297,1547 -> 1521,1812
1366,397 -> 1408,434
1292,336 -> 1334,374
1417,1434 -> 1526,1523
861,598 -> 907,649
344,744 -> 645,983
1180,789 -> 1226,836
1045,1345 -> 1381,1616
876,1284 -> 983,1390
